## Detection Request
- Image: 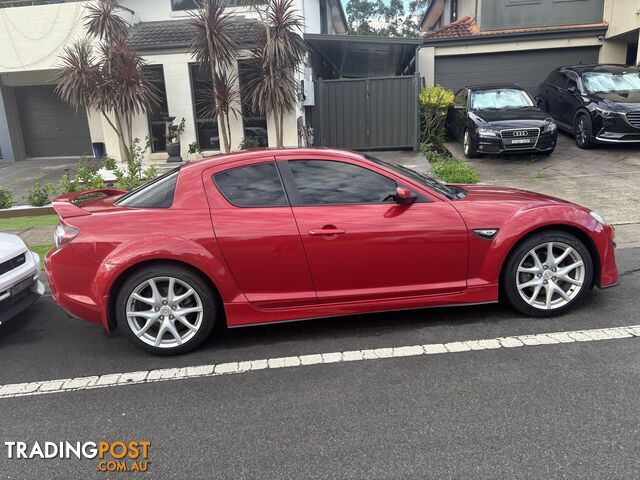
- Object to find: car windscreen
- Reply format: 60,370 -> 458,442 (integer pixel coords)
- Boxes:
582,71 -> 640,94
364,155 -> 463,200
470,89 -> 535,110
115,168 -> 180,208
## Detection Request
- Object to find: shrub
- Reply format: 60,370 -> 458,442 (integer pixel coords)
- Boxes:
188,142 -> 202,155
24,182 -> 56,207
114,138 -> 158,191
102,156 -> 117,170
0,188 -> 13,209
431,159 -> 479,184
419,85 -> 455,147
59,167 -> 105,194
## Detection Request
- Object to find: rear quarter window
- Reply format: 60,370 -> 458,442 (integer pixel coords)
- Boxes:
115,169 -> 180,208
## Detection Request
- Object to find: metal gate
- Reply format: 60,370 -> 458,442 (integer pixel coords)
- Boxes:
312,74 -> 419,151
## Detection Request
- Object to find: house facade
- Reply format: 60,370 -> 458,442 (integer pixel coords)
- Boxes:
417,0 -> 640,94
0,0 -> 348,163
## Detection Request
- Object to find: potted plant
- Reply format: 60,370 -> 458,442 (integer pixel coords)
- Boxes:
187,142 -> 204,162
166,117 -> 185,163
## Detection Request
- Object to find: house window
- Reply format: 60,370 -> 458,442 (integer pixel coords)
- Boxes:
450,0 -> 457,22
319,0 -> 328,34
189,64 -> 220,151
238,59 -> 269,148
171,0 -> 238,10
146,65 -> 169,153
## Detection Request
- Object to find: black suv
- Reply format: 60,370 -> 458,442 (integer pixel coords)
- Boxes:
538,64 -> 640,148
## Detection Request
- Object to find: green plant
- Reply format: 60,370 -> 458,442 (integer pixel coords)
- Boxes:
419,85 -> 455,147
24,182 -> 56,207
0,188 -> 13,209
188,142 -> 203,154
239,136 -> 262,150
167,117 -> 186,143
59,166 -> 105,194
114,138 -> 158,190
431,159 -> 479,184
102,156 -> 117,170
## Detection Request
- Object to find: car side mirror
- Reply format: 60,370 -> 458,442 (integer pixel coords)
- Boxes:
395,187 -> 415,205
568,85 -> 577,94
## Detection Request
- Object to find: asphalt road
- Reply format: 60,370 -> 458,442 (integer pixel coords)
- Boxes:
1,247 -> 639,479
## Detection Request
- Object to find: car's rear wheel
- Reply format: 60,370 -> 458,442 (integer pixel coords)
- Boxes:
463,129 -> 478,158
116,264 -> 216,355
574,113 -> 593,149
503,231 -> 593,317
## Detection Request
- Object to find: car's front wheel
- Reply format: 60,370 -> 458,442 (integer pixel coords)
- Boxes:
503,231 -> 593,317
116,264 -> 217,355
463,129 -> 478,158
574,113 -> 593,149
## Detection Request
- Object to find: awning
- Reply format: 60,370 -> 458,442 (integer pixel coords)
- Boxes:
305,34 -> 421,78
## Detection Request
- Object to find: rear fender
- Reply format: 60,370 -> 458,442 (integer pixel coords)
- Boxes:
93,236 -> 245,329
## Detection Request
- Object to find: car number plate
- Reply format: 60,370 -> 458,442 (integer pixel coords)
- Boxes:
11,277 -> 33,297
510,138 -> 531,144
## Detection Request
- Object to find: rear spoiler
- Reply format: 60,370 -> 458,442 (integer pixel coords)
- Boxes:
52,188 -> 127,219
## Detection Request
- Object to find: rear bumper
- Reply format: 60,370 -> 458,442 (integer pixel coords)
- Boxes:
45,247 -> 103,325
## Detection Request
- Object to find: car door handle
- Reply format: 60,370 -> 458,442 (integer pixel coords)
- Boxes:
308,225 -> 346,236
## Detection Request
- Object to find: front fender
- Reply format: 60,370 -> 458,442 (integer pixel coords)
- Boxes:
467,205 -> 597,289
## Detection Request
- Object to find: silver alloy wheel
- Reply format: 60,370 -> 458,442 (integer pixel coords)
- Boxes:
463,131 -> 470,155
126,276 -> 204,348
576,118 -> 588,146
516,242 -> 585,310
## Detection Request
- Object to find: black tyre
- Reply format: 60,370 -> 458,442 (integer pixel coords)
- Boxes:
116,263 -> 217,355
574,113 -> 594,149
503,231 -> 593,317
463,129 -> 478,158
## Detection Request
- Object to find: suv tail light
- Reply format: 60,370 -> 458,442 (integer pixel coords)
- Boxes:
54,225 -> 80,249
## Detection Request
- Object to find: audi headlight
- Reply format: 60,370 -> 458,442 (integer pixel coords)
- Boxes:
478,128 -> 497,137
590,211 -> 606,225
543,122 -> 557,133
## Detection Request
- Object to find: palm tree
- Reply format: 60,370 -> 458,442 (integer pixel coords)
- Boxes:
54,0 -> 157,161
188,0 -> 240,153
245,0 -> 307,148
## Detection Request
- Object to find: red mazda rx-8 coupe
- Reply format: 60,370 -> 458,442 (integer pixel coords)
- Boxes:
46,148 -> 618,355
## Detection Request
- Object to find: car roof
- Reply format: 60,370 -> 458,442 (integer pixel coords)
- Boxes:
559,64 -> 639,74
180,147 -> 367,173
465,83 -> 524,91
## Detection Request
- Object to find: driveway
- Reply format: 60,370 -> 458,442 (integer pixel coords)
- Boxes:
446,132 -> 640,248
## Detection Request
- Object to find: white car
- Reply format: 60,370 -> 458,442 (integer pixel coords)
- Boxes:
0,233 -> 45,325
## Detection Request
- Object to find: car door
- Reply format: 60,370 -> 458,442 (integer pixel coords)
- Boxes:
448,88 -> 468,140
559,71 -> 581,128
278,154 -> 469,304
203,157 -> 317,309
542,71 -> 563,122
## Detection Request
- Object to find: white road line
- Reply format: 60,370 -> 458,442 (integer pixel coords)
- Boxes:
2,325 -> 640,400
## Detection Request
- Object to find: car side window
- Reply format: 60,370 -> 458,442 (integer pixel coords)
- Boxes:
288,160 -> 397,206
213,162 -> 288,207
454,89 -> 467,106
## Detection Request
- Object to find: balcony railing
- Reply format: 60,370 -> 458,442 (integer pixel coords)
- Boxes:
0,0 -> 82,8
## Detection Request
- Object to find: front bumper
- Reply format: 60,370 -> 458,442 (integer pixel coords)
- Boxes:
594,223 -> 618,289
476,131 -> 557,154
593,113 -> 640,143
0,251 -> 45,325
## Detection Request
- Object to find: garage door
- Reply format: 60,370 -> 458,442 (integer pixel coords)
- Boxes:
434,46 -> 600,95
16,85 -> 92,158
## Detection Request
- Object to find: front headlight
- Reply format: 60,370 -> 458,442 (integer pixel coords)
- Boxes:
590,211 -> 607,225
596,107 -> 618,118
543,122 -> 557,133
478,128 -> 497,137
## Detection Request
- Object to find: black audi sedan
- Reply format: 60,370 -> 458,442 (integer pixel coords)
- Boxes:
447,84 -> 558,158
538,64 -> 640,148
